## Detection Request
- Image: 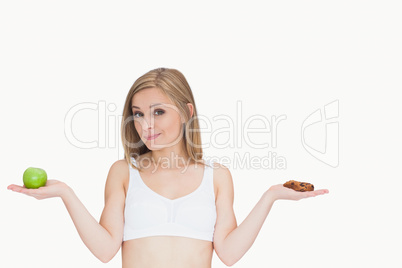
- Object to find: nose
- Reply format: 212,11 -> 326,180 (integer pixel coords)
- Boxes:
141,114 -> 154,130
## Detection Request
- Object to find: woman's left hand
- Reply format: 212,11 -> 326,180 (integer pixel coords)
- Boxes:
266,184 -> 329,202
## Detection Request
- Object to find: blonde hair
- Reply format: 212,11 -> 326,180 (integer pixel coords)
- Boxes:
121,67 -> 207,171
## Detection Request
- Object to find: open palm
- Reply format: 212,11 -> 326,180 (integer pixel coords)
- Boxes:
268,184 -> 329,201
7,179 -> 69,200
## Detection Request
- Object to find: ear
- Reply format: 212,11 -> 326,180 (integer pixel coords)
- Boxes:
186,103 -> 194,118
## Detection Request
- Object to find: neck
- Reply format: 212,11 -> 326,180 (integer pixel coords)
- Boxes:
150,145 -> 191,169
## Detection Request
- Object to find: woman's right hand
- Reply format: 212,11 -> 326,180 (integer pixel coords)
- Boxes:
7,180 -> 71,200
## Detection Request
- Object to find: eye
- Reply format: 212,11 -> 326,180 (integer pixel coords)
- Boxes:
132,110 -> 164,118
154,109 -> 165,116
133,111 -> 143,118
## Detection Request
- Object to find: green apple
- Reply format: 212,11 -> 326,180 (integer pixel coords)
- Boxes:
23,167 -> 47,189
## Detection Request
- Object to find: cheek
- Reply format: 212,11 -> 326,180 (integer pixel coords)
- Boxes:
158,118 -> 178,133
153,120 -> 182,138
163,114 -> 183,131
134,121 -> 143,133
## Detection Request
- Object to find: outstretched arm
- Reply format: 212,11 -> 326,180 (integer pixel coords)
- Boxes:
212,165 -> 329,267
7,160 -> 128,263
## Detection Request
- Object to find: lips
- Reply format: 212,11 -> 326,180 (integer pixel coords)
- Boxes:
146,133 -> 161,140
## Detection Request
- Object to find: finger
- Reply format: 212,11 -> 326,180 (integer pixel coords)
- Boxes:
313,189 -> 329,195
12,186 -> 37,195
7,184 -> 14,190
7,184 -> 24,191
305,189 -> 329,197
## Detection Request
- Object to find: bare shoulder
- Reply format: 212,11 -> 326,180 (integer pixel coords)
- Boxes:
210,161 -> 233,192
106,159 -> 130,191
110,159 -> 129,175
211,161 -> 231,177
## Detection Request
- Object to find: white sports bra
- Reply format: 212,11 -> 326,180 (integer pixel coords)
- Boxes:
123,157 -> 217,242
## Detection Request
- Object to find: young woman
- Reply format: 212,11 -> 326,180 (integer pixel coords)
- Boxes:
8,67 -> 329,267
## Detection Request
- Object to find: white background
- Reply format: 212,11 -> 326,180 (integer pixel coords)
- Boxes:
1,1 -> 401,267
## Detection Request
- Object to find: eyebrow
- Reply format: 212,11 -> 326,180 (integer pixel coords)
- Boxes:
131,103 -> 164,109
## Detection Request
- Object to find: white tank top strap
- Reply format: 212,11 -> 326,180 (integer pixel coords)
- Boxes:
201,158 -> 215,199
128,157 -> 144,190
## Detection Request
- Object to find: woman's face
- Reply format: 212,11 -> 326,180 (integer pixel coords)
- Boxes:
131,87 -> 185,150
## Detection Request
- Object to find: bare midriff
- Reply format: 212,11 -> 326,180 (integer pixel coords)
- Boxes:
121,236 -> 213,268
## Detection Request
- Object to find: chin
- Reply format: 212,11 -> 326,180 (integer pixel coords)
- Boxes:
144,141 -> 163,150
